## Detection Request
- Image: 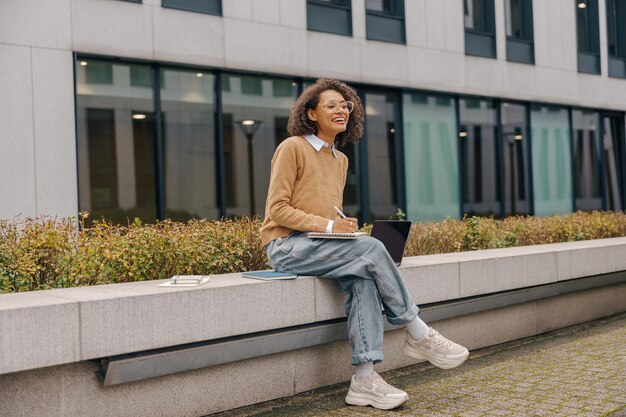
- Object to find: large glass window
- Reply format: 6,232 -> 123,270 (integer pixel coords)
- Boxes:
221,75 -> 297,217
307,0 -> 352,36
459,98 -> 499,216
402,92 -> 459,221
365,0 -> 405,44
530,105 -> 573,216
572,110 -> 602,210
505,0 -> 534,64
602,114 -> 625,211
363,91 -> 400,220
162,0 -> 221,15
76,59 -> 157,224
501,102 -> 531,216
464,0 -> 496,58
606,0 -> 626,78
576,0 -> 600,74
160,68 -> 217,221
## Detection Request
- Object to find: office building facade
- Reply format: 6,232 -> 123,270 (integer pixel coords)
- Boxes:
1,0 -> 626,223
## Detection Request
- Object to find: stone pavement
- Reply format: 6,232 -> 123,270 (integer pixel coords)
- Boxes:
212,313 -> 626,417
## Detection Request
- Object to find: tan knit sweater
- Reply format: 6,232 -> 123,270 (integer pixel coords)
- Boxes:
260,136 -> 349,246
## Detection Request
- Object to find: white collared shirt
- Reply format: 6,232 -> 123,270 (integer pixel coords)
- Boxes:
303,134 -> 339,159
303,134 -> 338,232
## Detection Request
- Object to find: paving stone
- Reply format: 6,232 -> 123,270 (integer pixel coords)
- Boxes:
212,313 -> 626,417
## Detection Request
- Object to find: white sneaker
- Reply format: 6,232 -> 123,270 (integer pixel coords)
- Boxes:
345,372 -> 409,410
403,328 -> 469,369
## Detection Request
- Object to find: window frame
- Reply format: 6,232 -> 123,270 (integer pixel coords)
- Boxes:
576,0 -> 601,74
464,0 -> 497,58
505,0 -> 535,64
306,0 -> 353,37
161,0 -> 222,16
365,0 -> 405,44
606,0 -> 626,78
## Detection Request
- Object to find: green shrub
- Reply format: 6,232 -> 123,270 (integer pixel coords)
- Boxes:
2,211 -> 626,293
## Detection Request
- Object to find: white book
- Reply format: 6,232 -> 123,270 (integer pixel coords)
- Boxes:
158,275 -> 211,287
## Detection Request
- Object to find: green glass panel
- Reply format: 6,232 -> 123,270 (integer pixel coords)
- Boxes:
403,92 -> 459,222
530,106 -> 573,216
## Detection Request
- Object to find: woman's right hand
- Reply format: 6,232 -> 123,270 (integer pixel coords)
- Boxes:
333,217 -> 359,233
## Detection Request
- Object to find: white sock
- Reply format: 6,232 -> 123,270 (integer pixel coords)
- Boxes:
355,361 -> 374,382
406,316 -> 429,341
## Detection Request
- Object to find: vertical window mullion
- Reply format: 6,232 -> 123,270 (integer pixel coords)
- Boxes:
152,63 -> 165,221
214,72 -> 226,218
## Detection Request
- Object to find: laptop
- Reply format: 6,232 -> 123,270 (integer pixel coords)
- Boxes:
370,220 -> 412,266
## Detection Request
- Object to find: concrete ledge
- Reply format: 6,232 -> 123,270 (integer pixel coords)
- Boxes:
1,283 -> 625,417
1,237 -> 626,376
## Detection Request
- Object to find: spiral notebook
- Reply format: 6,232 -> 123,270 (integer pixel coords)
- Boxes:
307,232 -> 367,239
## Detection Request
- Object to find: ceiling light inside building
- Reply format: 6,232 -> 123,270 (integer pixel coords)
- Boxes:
132,114 -> 147,120
196,73 -> 204,78
79,61 -> 88,66
578,1 -> 587,9
390,128 -> 396,133
459,131 -> 468,138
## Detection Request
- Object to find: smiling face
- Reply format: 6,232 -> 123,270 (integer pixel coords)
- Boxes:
307,89 -> 350,143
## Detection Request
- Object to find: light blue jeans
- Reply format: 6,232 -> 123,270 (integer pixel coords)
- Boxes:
265,232 -> 420,365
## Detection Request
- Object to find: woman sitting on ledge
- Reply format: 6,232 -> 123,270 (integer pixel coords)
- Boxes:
260,78 -> 469,410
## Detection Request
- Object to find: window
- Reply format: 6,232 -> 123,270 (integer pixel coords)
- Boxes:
464,0 -> 496,58
505,0 -> 534,64
160,68 -> 218,221
363,91 -> 401,220
162,0 -> 221,16
307,0 -> 352,36
365,0 -> 405,44
530,105 -> 573,215
459,98 -> 499,216
576,0 -> 600,74
606,0 -> 626,78
221,74 -> 297,217
403,92 -> 459,221
76,60 -> 158,224
572,110 -> 602,210
601,113 -> 625,210
500,102 -> 531,216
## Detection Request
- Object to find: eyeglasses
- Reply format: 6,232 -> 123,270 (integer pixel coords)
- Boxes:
318,100 -> 355,114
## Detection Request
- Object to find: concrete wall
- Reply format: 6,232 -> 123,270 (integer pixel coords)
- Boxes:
1,238 -> 626,371
1,239 -> 626,415
2,0 -> 626,219
1,283 -> 625,417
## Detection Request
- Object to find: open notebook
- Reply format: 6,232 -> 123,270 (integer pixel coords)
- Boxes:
306,232 -> 367,239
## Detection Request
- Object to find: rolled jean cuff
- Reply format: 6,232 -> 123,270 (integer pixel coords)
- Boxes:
351,350 -> 384,366
386,304 -> 420,326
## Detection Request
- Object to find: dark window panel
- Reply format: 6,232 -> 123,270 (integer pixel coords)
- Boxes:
162,0 -> 222,16
459,97 -> 499,216
576,0 -> 601,74
572,110 -> 602,210
365,1 -> 405,45
307,0 -> 352,36
465,0 -> 496,57
505,0 -> 534,64
602,114 -> 625,211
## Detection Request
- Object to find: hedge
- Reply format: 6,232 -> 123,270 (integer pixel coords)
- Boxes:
1,211 -> 626,293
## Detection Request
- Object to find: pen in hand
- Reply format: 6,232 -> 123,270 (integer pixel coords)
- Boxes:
333,206 -> 347,219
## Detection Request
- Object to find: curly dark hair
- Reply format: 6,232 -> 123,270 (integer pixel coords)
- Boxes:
287,78 -> 364,147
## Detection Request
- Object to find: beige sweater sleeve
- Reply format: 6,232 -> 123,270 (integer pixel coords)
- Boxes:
266,141 -> 330,232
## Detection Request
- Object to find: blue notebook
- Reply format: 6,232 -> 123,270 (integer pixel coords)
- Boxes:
242,270 -> 297,280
